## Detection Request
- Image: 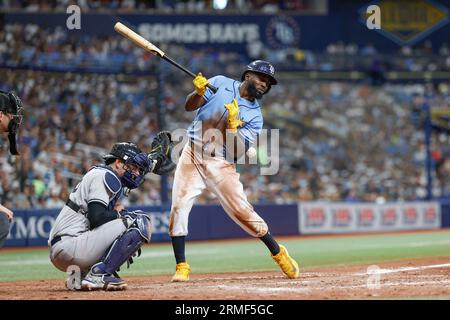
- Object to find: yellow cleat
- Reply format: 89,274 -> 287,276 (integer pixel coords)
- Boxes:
171,262 -> 191,282
271,245 -> 300,279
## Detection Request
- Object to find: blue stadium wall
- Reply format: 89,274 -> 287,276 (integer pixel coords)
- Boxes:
3,201 -> 448,248
2,0 -> 450,54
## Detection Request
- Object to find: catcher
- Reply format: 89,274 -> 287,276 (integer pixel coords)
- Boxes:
48,132 -> 175,291
0,90 -> 23,248
169,60 -> 300,282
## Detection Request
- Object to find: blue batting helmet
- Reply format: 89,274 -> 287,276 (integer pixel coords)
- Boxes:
241,60 -> 278,86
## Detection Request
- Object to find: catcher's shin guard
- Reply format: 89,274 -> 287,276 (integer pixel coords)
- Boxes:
101,228 -> 144,275
98,213 -> 152,275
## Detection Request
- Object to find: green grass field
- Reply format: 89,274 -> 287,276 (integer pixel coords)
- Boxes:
1,230 -> 450,282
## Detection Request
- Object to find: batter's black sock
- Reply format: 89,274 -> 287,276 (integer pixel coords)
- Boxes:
259,232 -> 280,256
171,236 -> 186,264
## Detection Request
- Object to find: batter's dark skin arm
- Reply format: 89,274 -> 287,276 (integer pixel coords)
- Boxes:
185,91 -> 206,112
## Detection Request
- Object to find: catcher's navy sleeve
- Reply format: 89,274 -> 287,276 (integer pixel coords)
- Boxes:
86,201 -> 119,230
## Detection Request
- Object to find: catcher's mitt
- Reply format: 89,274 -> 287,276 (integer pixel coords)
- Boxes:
148,131 -> 176,176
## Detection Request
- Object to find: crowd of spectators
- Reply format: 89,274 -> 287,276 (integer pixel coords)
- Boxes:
0,68 -> 164,209
1,24 -> 449,76
265,41 -> 450,73
0,23 -> 246,75
1,67 -> 449,209
246,80 -> 450,204
0,21 -> 449,210
0,0 -> 318,13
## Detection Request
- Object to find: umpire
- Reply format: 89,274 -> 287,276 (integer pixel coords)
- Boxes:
0,90 -> 23,248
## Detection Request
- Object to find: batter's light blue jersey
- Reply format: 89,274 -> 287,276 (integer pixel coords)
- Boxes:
187,75 -> 263,160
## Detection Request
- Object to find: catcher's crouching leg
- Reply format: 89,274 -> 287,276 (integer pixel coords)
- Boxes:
81,214 -> 152,291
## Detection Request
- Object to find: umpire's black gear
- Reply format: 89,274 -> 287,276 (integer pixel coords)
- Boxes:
0,90 -> 23,155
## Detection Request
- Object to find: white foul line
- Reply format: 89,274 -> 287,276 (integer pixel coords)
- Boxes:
204,278 -> 450,295
214,284 -> 310,293
354,262 -> 450,276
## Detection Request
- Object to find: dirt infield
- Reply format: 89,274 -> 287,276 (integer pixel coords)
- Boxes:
1,256 -> 449,300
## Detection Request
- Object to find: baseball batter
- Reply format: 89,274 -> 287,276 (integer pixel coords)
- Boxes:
49,133 -> 175,291
169,60 -> 300,281
0,90 -> 23,248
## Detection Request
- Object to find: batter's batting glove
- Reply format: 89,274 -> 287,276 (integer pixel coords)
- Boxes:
193,72 -> 209,96
224,98 -> 244,133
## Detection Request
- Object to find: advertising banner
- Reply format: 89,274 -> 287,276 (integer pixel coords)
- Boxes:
5,205 -> 170,247
299,201 -> 441,234
3,204 -> 298,247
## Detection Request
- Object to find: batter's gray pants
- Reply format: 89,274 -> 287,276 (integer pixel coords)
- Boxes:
49,219 -> 127,273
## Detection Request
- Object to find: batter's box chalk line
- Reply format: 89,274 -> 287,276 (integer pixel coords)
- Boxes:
354,262 -> 450,276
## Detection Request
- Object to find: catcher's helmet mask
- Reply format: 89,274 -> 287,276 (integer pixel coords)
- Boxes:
103,142 -> 151,190
0,90 -> 23,155
241,60 -> 277,94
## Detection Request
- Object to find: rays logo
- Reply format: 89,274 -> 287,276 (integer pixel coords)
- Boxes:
359,0 -> 449,45
266,15 -> 300,49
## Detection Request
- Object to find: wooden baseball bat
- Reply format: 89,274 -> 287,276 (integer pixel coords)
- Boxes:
114,22 -> 218,93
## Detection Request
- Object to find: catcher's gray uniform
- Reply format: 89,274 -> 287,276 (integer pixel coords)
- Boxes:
48,136 -> 174,291
49,166 -> 126,272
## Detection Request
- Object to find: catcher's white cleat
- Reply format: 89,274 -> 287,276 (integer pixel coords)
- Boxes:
80,272 -> 127,291
79,264 -> 127,291
65,270 -> 87,291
